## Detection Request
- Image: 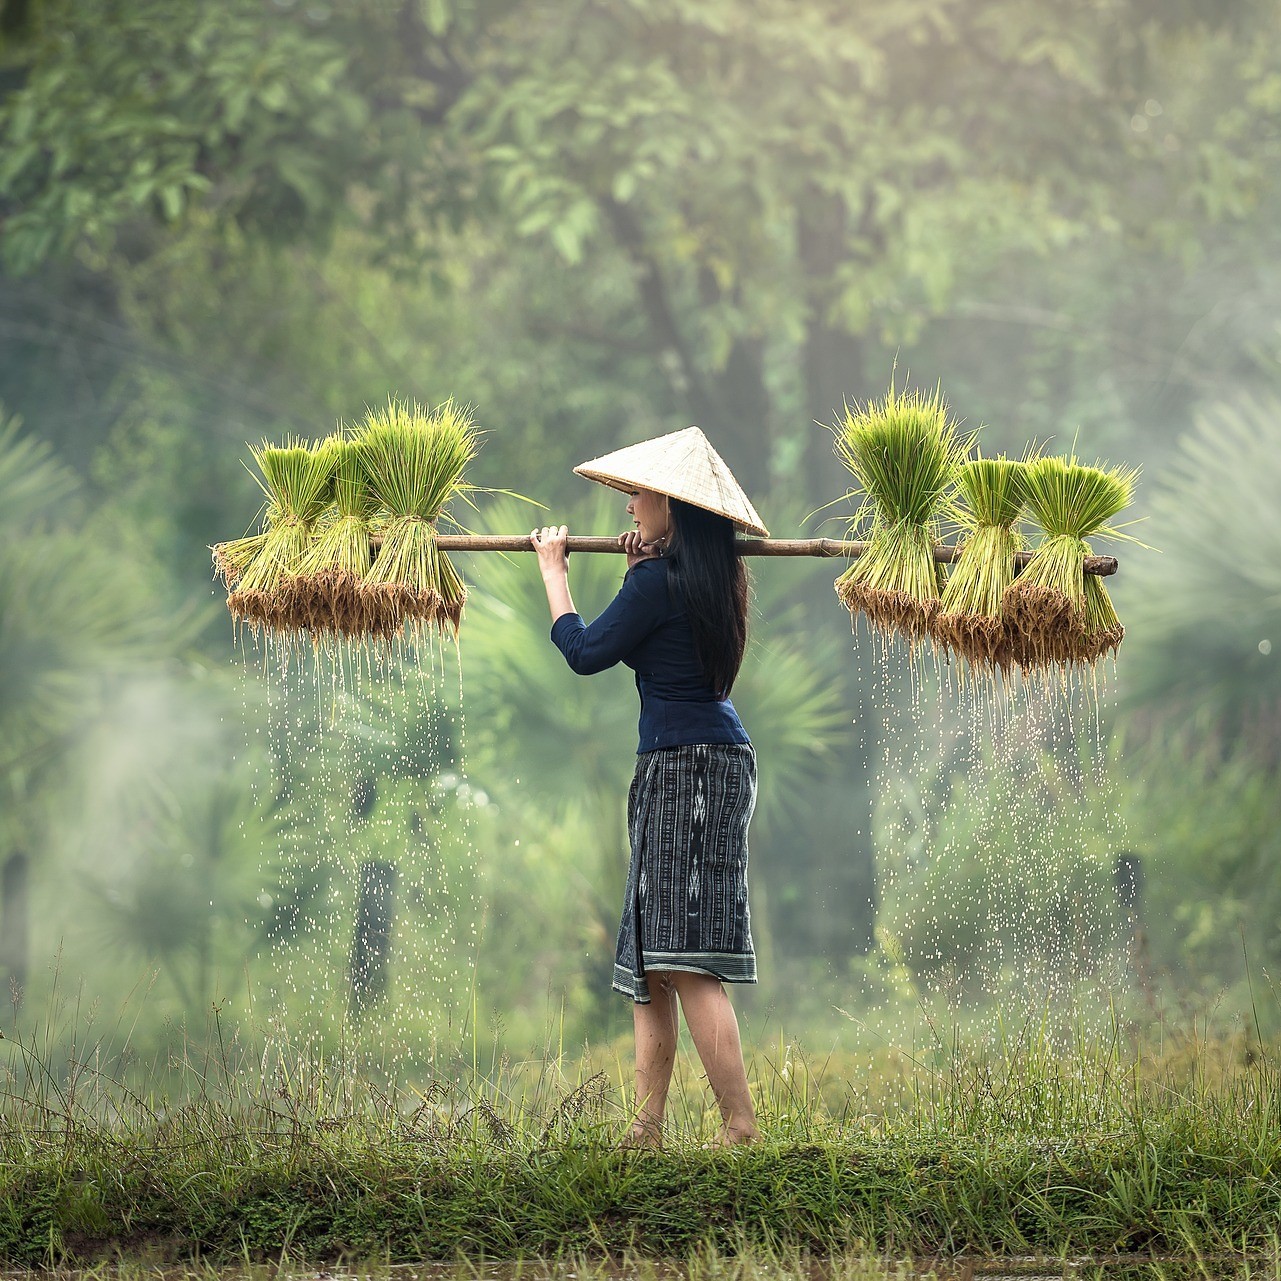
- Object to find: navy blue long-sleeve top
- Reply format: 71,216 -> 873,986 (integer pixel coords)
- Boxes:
549,557 -> 750,755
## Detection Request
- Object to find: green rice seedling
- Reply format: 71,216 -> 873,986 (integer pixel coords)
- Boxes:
1080,571 -> 1124,658
1003,453 -> 1139,671
226,437 -> 340,635
210,530 -> 267,589
288,433 -> 388,641
834,383 -> 974,647
355,396 -> 480,638
933,455 -> 1027,676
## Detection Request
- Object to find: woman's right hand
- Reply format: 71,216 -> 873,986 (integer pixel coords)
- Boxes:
531,525 -> 576,622
619,529 -> 662,570
531,525 -> 570,578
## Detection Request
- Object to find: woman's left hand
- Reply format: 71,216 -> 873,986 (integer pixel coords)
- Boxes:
619,529 -> 662,570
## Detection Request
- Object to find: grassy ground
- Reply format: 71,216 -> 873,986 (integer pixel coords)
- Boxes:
3,1010 -> 1281,1272
4,1251 -> 1281,1281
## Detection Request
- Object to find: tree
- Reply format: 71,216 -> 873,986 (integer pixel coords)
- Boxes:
5,0 -> 1277,497
5,0 -> 1281,1036
0,413 -> 172,1001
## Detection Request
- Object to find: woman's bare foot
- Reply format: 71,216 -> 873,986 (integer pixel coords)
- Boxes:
710,1124 -> 759,1147
618,1123 -> 663,1151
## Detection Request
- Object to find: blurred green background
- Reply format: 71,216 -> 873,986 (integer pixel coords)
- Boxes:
2,0 -> 1280,1071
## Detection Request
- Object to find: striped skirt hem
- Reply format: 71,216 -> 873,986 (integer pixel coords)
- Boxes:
612,953 -> 757,1004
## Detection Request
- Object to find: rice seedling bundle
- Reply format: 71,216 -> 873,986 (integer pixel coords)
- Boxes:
1003,455 -> 1138,669
355,397 -> 479,637
226,439 -> 340,634
933,455 -> 1027,675
834,384 -> 974,645
287,434 -> 386,639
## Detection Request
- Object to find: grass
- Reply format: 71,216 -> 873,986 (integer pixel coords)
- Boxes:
4,1010 -> 1281,1270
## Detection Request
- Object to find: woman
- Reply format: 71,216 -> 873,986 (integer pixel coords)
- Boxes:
530,426 -> 768,1148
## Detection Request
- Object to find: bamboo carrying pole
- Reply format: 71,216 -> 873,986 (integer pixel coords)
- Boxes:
422,534 -> 1119,577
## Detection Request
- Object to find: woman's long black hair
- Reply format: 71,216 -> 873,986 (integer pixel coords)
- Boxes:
665,497 -> 748,697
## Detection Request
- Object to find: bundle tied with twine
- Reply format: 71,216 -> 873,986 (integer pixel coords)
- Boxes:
932,454 -> 1028,675
1003,454 -> 1140,670
355,396 -> 480,638
285,433 -> 387,640
834,383 -> 975,645
226,438 -> 339,634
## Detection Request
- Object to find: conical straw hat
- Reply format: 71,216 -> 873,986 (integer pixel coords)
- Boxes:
574,426 -> 769,537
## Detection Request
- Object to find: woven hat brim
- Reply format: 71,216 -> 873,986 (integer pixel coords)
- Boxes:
573,426 -> 770,537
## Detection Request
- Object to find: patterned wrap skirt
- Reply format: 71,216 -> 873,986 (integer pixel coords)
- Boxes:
613,742 -> 758,1004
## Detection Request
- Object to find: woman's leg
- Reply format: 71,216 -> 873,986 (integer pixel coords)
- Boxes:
669,971 -> 759,1144
629,975 -> 679,1145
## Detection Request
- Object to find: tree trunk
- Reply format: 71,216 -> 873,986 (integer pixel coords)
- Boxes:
798,189 -> 865,503
349,859 -> 398,1017
602,198 -> 773,493
710,335 -> 772,496
1,850 -> 29,1006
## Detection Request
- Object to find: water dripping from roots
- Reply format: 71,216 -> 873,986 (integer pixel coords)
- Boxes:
232,629 -> 482,1086
856,631 -> 1132,1053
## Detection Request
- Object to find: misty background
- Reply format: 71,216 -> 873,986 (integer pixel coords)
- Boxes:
2,0 -> 1280,1069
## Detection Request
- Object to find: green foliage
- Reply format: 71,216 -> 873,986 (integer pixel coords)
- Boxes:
235,438 -> 340,590
935,457 -> 1029,670
7,0 -> 1276,498
352,397 -> 480,632
1120,394 -> 1281,740
0,0 -> 370,271
1005,455 -> 1139,665
1017,455 -> 1139,545
951,456 -> 1027,533
1116,729 -> 1281,984
294,438 -> 379,587
0,409 -> 76,521
837,384 -> 971,532
355,398 -> 480,525
0,417 -> 169,795
3,0 -> 1281,1047
81,755 -> 285,1008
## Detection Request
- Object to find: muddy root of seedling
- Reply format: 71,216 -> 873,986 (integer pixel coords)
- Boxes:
1001,582 -> 1126,672
931,610 -> 1013,676
836,579 -> 941,646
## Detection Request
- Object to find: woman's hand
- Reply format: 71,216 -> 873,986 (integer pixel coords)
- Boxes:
619,529 -> 662,570
532,525 -> 575,622
531,525 -> 570,577
531,525 -> 570,578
